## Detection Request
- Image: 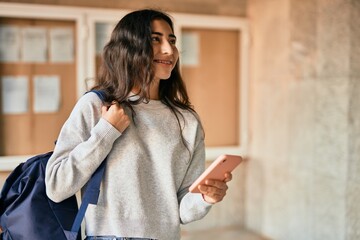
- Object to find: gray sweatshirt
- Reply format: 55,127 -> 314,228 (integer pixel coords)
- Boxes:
45,92 -> 212,239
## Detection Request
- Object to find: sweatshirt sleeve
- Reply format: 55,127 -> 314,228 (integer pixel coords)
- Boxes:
178,125 -> 212,224
45,92 -> 121,202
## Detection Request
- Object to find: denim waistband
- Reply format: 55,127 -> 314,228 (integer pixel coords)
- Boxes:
85,237 -> 155,240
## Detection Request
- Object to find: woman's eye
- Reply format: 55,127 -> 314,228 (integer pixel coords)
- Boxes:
169,39 -> 176,45
151,36 -> 160,42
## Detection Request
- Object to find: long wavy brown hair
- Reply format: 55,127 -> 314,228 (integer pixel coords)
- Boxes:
92,9 -> 203,154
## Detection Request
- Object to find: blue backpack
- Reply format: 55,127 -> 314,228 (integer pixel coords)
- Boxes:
0,90 -> 106,240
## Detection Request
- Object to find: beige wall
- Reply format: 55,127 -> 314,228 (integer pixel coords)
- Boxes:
246,0 -> 360,239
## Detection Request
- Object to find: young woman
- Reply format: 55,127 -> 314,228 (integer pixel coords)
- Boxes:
45,9 -> 232,240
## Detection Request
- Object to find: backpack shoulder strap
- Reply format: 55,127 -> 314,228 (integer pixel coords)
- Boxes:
70,160 -> 106,233
86,89 -> 106,102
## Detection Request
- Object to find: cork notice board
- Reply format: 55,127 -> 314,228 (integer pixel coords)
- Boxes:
0,17 -> 77,156
181,28 -> 240,147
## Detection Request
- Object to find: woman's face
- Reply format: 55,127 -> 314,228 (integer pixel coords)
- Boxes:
151,19 -> 179,81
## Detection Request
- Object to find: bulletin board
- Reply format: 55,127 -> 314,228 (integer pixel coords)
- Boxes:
0,17 -> 77,156
181,28 -> 240,147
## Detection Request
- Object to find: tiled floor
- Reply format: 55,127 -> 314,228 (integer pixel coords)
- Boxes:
181,227 -> 271,240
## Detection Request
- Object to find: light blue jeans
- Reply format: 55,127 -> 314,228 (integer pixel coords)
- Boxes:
85,237 -> 156,240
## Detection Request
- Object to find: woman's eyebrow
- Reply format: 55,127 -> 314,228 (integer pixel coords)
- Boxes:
152,31 -> 177,39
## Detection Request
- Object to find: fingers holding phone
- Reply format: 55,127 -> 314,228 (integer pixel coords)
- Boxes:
198,172 -> 232,204
188,154 -> 241,204
223,172 -> 232,182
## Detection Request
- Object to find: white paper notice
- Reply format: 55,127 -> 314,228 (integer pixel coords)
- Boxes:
181,32 -> 200,66
50,27 -> 74,63
0,25 -> 21,62
95,22 -> 115,54
1,76 -> 29,114
33,75 -> 61,113
22,27 -> 47,62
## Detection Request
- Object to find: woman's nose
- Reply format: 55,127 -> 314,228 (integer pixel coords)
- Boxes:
161,41 -> 173,54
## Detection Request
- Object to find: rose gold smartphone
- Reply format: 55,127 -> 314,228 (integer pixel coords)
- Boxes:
189,154 -> 242,193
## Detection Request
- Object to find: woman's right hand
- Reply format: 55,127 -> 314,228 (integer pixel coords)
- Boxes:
101,102 -> 130,133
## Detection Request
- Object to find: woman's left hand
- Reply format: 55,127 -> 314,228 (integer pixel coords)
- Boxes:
198,172 -> 232,204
